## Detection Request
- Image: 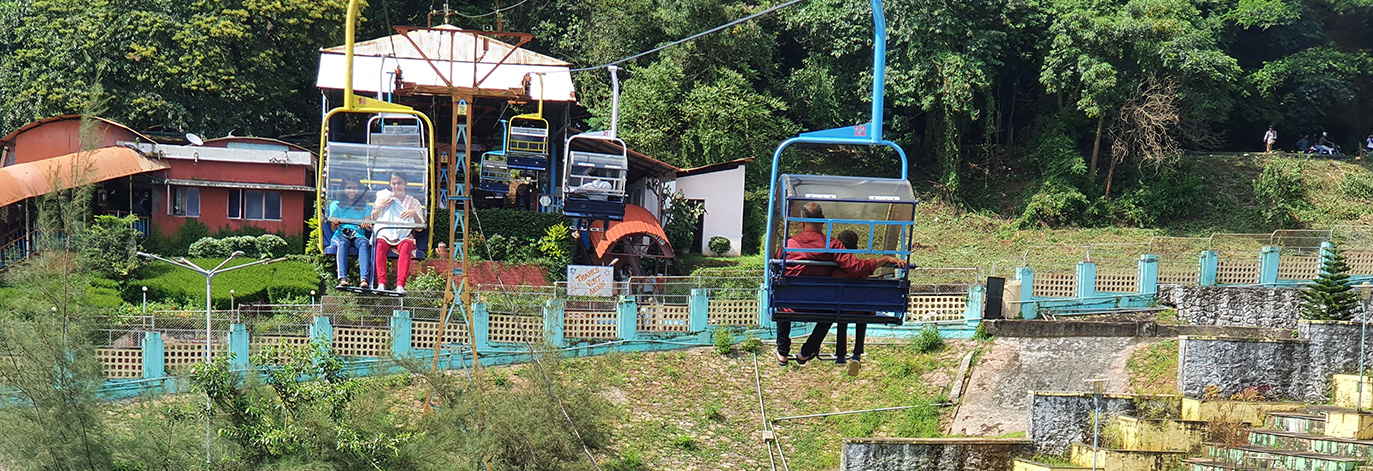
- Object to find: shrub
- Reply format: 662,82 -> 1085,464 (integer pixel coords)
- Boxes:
663,190 -> 706,253
712,327 -> 735,355
188,237 -> 229,258
473,209 -> 566,241
739,335 -> 763,354
1015,181 -> 1089,228
78,214 -> 142,278
708,236 -> 731,256
971,322 -> 993,341
910,325 -> 946,354
1253,158 -> 1306,227
1342,172 -> 1373,200
254,234 -> 287,257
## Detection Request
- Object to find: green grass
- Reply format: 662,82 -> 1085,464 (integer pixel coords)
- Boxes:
129,257 -> 321,309
1127,340 -> 1179,395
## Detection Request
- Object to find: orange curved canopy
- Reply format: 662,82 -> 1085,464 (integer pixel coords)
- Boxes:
587,204 -> 674,259
0,147 -> 168,207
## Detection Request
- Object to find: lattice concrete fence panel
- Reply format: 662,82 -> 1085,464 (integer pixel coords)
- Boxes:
164,342 -> 227,373
1033,272 -> 1078,298
908,295 -> 967,322
1158,266 -> 1199,285
1217,256 -> 1261,285
1346,251 -> 1373,276
708,299 -> 759,327
98,348 -> 142,379
411,320 -> 471,351
488,314 -> 544,345
564,310 -> 619,340
332,327 -> 389,357
1278,255 -> 1321,281
638,304 -> 690,333
1096,269 -> 1139,293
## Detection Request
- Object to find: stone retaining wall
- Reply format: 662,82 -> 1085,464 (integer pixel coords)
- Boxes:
1157,285 -> 1306,329
1178,321 -> 1373,402
841,438 -> 1034,471
1026,392 -> 1177,455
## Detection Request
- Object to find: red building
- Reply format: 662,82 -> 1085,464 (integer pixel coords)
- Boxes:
0,115 -> 316,249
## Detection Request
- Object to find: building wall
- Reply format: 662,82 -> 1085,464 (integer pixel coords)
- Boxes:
5,119 -> 143,165
152,185 -> 309,236
842,438 -> 1033,471
165,160 -> 311,187
1178,321 -> 1373,403
1157,285 -> 1311,329
673,165 -> 745,256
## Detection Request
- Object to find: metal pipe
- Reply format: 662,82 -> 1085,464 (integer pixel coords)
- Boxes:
772,403 -> 954,422
343,0 -> 359,108
608,66 -> 620,138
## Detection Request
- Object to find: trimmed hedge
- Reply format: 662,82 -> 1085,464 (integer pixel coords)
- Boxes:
473,209 -> 568,242
127,258 -> 322,309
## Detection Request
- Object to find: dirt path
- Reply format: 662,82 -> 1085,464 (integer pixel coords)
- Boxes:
947,337 -> 1158,436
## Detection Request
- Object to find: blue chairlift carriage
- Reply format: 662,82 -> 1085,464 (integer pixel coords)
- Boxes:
764,0 -> 914,326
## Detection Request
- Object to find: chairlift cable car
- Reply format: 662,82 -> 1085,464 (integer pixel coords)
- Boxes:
317,0 -> 440,298
479,74 -> 551,196
764,0 -> 916,327
562,66 -> 629,223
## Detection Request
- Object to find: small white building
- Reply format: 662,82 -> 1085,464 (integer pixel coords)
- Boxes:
627,158 -> 749,257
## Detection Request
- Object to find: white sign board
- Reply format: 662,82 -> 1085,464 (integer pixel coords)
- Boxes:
567,265 -> 614,297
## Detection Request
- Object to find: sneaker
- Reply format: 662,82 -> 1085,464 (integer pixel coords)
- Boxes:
846,358 -> 862,377
395,286 -> 406,295
376,284 -> 387,292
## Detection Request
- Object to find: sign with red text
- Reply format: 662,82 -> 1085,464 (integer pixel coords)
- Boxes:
567,265 -> 614,297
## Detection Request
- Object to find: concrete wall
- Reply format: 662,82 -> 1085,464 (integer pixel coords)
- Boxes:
841,438 -> 1033,471
672,165 -> 745,256
1027,392 -> 1176,455
1178,321 -> 1373,402
1157,285 -> 1308,329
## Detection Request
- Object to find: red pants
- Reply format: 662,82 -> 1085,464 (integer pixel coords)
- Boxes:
375,239 -> 415,288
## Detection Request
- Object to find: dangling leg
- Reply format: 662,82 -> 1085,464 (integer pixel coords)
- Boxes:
835,322 -> 848,365
395,239 -> 416,289
775,321 -> 792,366
374,239 -> 393,290
798,322 -> 832,364
354,237 -> 372,288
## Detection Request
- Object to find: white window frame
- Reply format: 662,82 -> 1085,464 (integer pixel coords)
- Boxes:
168,186 -> 200,217
228,189 -> 282,221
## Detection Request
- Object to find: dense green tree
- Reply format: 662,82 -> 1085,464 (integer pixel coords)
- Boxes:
1300,247 -> 1359,321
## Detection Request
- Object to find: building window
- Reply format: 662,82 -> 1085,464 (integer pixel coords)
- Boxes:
229,189 -> 282,221
171,187 -> 200,217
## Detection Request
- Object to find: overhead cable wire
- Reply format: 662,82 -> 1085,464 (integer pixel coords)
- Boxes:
568,0 -> 804,72
452,0 -> 531,19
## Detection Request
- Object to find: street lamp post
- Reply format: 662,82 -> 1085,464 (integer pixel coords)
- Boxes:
136,251 -> 283,469
141,286 -> 148,316
1360,283 -> 1371,412
229,289 -> 235,317
1087,378 -> 1107,471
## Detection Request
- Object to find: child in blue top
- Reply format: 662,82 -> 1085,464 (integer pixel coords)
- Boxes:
328,178 -> 373,288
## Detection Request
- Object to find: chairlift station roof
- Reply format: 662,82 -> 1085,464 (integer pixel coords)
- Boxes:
317,24 -> 575,101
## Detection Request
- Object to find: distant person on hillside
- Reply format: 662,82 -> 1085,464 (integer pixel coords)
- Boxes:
1264,126 -> 1277,153
1296,135 -> 1311,153
1363,133 -> 1373,159
1315,132 -> 1338,155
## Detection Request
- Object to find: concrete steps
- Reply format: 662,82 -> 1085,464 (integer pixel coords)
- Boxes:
1269,411 -> 1328,435
1205,443 -> 1363,471
1249,429 -> 1373,459
1182,458 -> 1258,470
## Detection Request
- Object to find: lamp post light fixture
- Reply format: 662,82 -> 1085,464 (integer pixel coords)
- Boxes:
1360,283 -> 1372,412
229,289 -> 235,315
1087,378 -> 1107,471
136,250 -> 284,469
141,286 -> 148,316
310,290 -> 317,306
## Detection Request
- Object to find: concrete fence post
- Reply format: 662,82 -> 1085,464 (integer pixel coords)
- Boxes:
142,331 -> 164,380
964,285 -> 985,328
544,300 -> 565,348
390,310 -> 412,359
689,289 -> 710,333
757,283 -> 770,327
1138,254 -> 1159,294
1076,261 -> 1097,299
228,324 -> 249,370
311,315 -> 332,345
617,296 -> 639,342
1259,246 -> 1281,285
1016,266 -> 1036,319
1199,250 -> 1219,286
472,302 -> 491,352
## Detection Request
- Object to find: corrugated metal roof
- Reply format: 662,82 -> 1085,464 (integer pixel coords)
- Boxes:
317,25 -> 575,100
0,147 -> 169,207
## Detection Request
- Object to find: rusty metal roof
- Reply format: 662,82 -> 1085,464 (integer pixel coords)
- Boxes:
0,147 -> 168,207
588,204 -> 675,259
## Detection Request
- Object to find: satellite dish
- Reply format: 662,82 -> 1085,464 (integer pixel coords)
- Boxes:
186,133 -> 204,146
